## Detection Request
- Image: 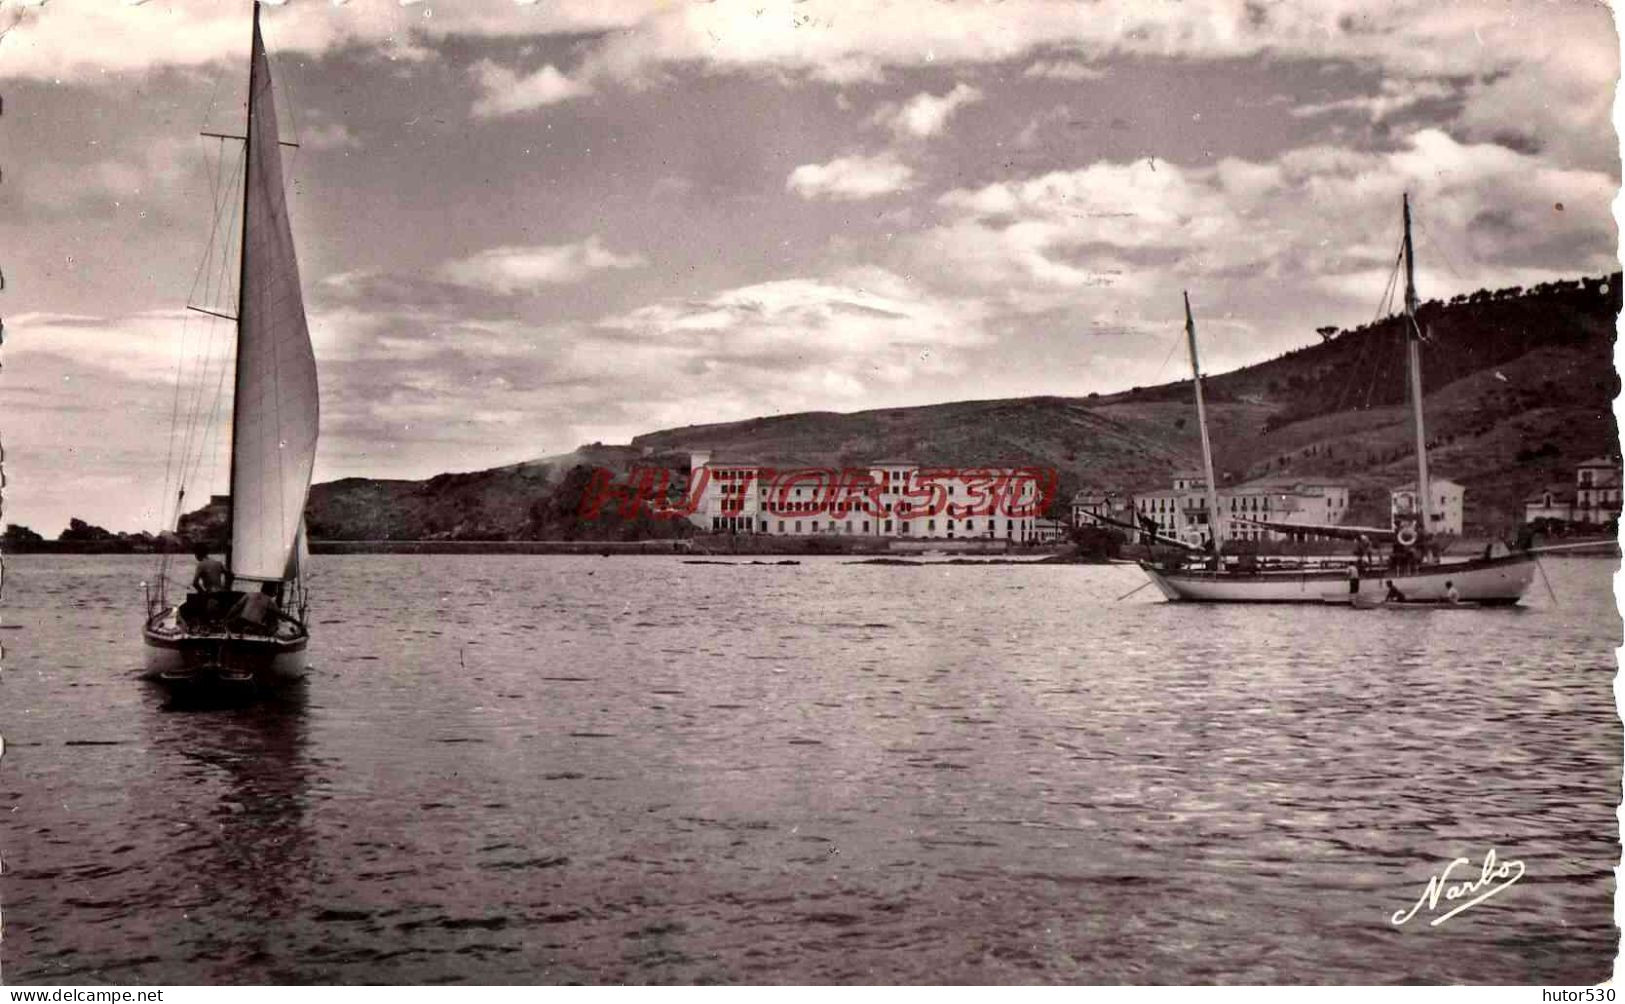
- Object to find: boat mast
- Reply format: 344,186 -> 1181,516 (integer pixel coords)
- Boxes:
1402,193 -> 1431,542
1184,291 -> 1224,555
226,1 -> 261,578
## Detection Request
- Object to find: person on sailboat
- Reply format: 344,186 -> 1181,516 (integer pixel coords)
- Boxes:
188,546 -> 231,623
1384,579 -> 1406,603
192,546 -> 228,593
1346,563 -> 1360,596
1444,580 -> 1461,604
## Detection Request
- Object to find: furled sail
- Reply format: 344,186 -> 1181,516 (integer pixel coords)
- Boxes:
230,15 -> 319,583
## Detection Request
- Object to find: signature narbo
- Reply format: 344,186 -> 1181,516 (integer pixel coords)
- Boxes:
1390,848 -> 1526,927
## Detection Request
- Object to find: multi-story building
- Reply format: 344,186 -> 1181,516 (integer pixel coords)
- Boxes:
1573,456 -> 1622,525
1391,478 -> 1465,536
1521,457 -> 1621,527
686,453 -> 1045,542
1097,475 -> 1351,545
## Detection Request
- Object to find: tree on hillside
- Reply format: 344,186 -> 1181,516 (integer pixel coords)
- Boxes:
58,518 -> 114,542
2,524 -> 43,547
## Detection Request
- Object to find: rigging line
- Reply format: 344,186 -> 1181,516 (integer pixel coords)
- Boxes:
188,146 -> 232,328
178,160 -> 242,497
1150,323 -> 1184,383
174,320 -> 218,510
268,34 -> 305,178
162,152 -> 239,529
188,349 -> 234,519
1414,215 -> 1465,283
157,311 -> 195,532
1371,242 -> 1404,327
181,322 -> 232,510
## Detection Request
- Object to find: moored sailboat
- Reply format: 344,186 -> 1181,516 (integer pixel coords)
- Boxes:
143,2 -> 320,689
1137,196 -> 1536,604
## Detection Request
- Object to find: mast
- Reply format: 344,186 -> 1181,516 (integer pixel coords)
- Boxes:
1184,291 -> 1224,555
226,1 -> 261,577
1402,193 -> 1431,541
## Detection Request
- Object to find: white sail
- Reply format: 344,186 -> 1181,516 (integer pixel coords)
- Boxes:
284,519 -> 309,581
230,15 -> 319,583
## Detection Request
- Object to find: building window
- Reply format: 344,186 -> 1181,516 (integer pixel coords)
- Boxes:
928,519 -> 936,531
863,521 -> 870,532
795,521 -> 802,532
778,521 -> 785,532
884,520 -> 892,532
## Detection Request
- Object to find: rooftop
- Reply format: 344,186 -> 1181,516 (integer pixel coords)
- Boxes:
1232,475 -> 1348,492
1392,478 -> 1465,491
1524,484 -> 1574,503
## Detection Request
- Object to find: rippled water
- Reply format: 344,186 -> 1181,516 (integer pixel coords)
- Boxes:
2,554 -> 1619,984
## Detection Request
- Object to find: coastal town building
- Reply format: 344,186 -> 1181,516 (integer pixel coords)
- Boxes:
1574,456 -> 1622,524
1391,478 -> 1465,536
686,453 -> 1045,542
1070,490 -> 1135,528
1523,484 -> 1574,523
1033,518 -> 1068,543
1074,476 -> 1350,545
1521,457 -> 1622,527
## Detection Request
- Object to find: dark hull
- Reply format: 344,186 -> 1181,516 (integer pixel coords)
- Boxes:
142,606 -> 308,695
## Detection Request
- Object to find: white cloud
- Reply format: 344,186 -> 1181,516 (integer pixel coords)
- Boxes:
7,1 -> 1614,184
438,237 -> 646,292
469,59 -> 592,117
299,121 -> 361,151
1022,59 -> 1105,81
581,267 -> 993,422
786,152 -> 915,200
1292,77 -> 1458,123
6,309 -> 200,382
914,128 -> 1617,311
869,82 -> 983,139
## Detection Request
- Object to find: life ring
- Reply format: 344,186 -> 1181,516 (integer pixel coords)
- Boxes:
1396,526 -> 1418,547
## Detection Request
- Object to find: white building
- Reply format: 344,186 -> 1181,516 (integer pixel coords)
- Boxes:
686,453 -> 1045,542
1391,478 -> 1465,537
1520,457 -> 1621,527
1070,489 -> 1134,528
1121,475 -> 1350,545
1033,518 -> 1068,543
1574,456 -> 1622,525
1522,484 -> 1574,523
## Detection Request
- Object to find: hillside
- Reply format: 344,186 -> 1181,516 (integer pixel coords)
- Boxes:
175,272 -> 1620,542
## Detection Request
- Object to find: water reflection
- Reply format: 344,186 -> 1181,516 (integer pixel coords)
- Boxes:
137,686 -> 313,981
4,554 -> 1617,983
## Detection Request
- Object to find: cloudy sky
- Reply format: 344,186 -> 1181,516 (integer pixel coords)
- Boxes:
2,0 -> 1618,535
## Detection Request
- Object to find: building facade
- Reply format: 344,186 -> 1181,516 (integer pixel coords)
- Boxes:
1391,478 -> 1465,536
1079,475 -> 1351,545
1521,457 -> 1621,526
686,453 -> 1046,542
1574,456 -> 1622,524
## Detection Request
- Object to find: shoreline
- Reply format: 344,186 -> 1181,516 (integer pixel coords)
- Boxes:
5,536 -> 1616,558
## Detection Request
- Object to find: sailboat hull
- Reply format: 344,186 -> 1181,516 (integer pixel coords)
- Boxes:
142,606 -> 308,692
1139,551 -> 1537,605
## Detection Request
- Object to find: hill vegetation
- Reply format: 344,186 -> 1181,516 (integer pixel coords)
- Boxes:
18,270 -> 1600,548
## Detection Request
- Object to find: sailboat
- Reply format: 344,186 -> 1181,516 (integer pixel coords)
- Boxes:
1136,195 -> 1536,604
143,2 -> 320,689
